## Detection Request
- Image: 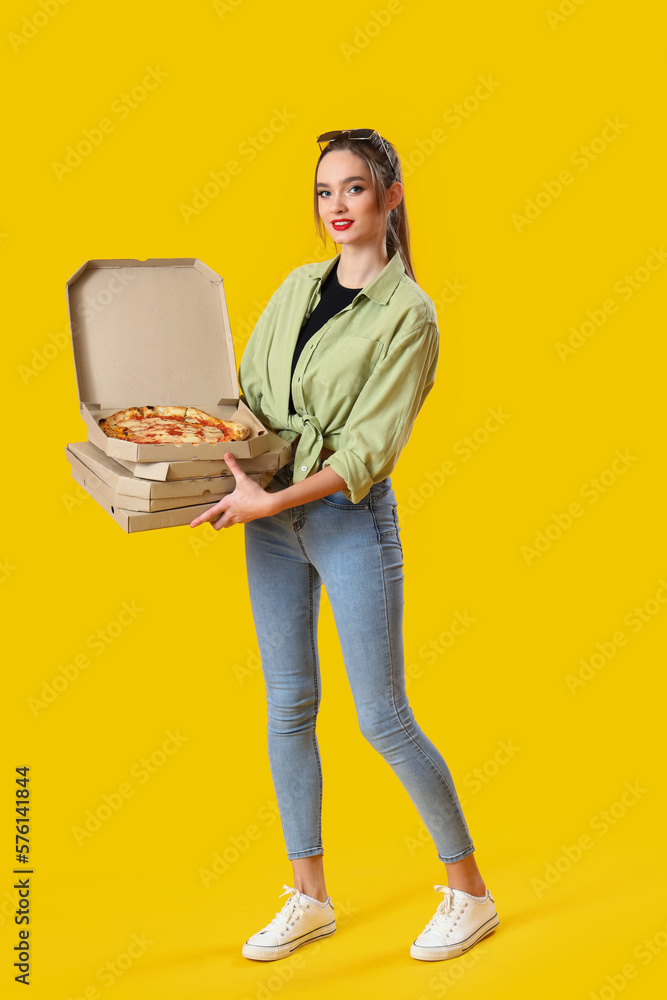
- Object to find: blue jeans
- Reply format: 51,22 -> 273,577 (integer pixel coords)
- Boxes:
243,462 -> 475,863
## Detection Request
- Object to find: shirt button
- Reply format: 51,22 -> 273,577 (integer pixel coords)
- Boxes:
300,465 -> 307,472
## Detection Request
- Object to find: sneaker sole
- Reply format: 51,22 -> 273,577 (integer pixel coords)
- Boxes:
410,914 -> 499,961
242,920 -> 336,962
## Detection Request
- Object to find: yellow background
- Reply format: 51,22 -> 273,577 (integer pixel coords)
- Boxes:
2,1 -> 665,997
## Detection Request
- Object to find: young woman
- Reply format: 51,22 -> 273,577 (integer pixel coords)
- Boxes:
190,129 -> 499,963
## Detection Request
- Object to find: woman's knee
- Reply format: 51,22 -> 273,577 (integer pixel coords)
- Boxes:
267,695 -> 320,735
357,703 -> 412,753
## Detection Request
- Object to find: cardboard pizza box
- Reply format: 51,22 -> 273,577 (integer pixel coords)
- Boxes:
65,442 -> 242,502
65,257 -> 275,463
66,445 -> 261,512
67,452 -> 277,532
70,470 -> 222,533
67,457 -> 277,533
113,429 -> 293,482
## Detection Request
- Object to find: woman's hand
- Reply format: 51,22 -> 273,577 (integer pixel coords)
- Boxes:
189,453 -> 279,530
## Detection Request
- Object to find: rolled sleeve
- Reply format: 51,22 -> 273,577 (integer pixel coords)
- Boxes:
322,320 -> 439,503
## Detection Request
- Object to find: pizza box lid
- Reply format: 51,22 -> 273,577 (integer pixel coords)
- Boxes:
113,430 -> 293,481
65,257 -> 272,460
66,257 -> 240,409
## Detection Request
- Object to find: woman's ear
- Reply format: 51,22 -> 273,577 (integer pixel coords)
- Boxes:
386,181 -> 404,212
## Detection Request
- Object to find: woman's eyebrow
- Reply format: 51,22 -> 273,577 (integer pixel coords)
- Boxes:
316,176 -> 366,187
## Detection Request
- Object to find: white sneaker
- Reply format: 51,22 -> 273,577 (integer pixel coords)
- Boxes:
410,884 -> 499,961
242,884 -> 336,961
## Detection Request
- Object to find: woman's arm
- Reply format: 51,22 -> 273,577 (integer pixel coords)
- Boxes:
189,453 -> 346,530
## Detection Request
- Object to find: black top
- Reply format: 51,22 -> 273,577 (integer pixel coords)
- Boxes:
288,257 -> 363,414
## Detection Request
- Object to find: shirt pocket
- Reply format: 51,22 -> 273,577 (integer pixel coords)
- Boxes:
310,335 -> 383,398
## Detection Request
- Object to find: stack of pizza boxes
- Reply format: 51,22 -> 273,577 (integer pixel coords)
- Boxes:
64,257 -> 292,533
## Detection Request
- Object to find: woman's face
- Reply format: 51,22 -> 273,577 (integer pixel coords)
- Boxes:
316,149 -> 401,247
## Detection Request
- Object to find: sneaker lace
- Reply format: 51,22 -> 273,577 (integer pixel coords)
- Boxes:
423,884 -> 469,937
263,884 -> 310,937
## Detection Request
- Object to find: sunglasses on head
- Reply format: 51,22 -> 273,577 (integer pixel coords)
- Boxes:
316,129 -> 397,177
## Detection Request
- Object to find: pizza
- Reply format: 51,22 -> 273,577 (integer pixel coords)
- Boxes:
98,406 -> 250,445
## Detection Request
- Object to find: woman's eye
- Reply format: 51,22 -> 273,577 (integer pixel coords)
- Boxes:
318,186 -> 364,197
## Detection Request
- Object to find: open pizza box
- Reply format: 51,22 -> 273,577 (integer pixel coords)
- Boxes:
112,429 -> 293,482
65,257 -> 275,463
65,443 -> 276,532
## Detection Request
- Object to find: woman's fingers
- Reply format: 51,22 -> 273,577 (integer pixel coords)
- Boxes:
212,510 -> 235,530
189,496 -> 229,528
190,455 -> 248,528
191,454 -> 275,529
224,452 -> 246,479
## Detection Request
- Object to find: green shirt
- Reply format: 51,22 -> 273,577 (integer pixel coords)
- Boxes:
238,250 -> 440,503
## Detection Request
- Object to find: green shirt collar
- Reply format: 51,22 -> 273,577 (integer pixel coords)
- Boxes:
301,250 -> 406,305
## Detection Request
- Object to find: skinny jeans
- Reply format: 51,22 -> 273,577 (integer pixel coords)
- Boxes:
243,461 -> 475,863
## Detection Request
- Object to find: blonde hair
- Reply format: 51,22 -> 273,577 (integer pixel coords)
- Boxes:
313,133 -> 416,283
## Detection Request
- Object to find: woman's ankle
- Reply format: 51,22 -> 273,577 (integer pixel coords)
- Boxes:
448,880 -> 487,896
290,855 -> 327,903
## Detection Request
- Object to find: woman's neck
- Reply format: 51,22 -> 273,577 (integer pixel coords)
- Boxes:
335,240 -> 390,289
